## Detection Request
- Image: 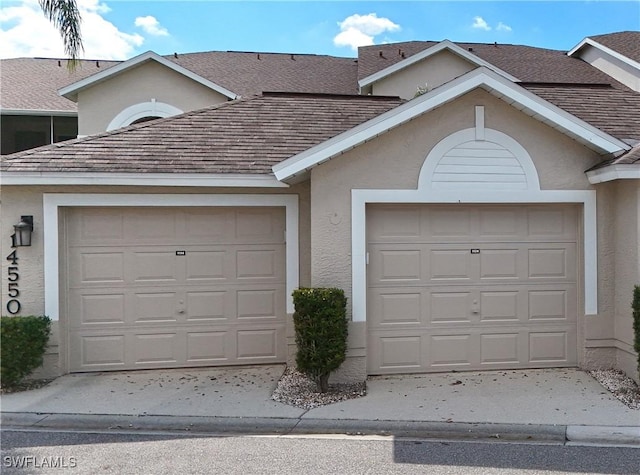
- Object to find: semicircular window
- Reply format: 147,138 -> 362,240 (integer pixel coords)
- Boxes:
130,116 -> 162,125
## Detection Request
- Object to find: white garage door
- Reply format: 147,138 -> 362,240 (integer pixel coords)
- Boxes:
65,207 -> 287,372
367,204 -> 578,375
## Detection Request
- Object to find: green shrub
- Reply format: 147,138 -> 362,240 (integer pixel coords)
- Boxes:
633,285 -> 640,379
292,288 -> 348,393
1,315 -> 51,387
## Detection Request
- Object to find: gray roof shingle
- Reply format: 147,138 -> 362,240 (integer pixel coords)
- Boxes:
0,93 -> 404,174
0,58 -> 119,111
589,31 -> 640,63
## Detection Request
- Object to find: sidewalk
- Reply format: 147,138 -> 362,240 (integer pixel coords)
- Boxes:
1,366 -> 639,446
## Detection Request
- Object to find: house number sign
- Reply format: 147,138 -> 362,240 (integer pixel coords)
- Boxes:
5,246 -> 21,314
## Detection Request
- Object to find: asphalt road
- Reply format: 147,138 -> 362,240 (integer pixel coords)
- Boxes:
2,429 -> 639,474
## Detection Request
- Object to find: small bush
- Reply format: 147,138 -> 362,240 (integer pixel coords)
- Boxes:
633,285 -> 640,379
1,315 -> 51,387
293,288 -> 348,393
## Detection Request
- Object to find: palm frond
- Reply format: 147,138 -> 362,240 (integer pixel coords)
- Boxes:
39,0 -> 83,70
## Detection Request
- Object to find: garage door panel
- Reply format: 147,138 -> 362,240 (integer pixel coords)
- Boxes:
480,333 -> 521,365
526,207 -> 577,240
66,207 -> 287,372
367,204 -> 578,375
185,251 -> 227,280
430,291 -> 472,323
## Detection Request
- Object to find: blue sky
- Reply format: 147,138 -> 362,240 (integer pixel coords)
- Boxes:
1,1 -> 639,60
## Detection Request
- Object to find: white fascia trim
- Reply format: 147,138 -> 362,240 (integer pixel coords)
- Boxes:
0,172 -> 288,187
568,38 -> 640,72
43,193 -> 299,321
587,165 -> 640,184
1,109 -> 77,117
351,189 -> 598,324
58,51 -> 238,101
358,40 -> 519,89
274,67 -> 627,181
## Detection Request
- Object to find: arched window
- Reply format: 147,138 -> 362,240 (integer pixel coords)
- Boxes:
107,101 -> 183,131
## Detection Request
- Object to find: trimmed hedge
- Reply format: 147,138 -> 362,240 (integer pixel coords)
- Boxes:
633,285 -> 640,379
292,288 -> 348,393
1,315 -> 51,387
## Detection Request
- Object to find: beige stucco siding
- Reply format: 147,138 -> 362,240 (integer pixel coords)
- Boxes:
77,61 -> 229,135
613,180 -> 640,380
0,183 -> 310,377
371,50 -> 475,99
579,45 -> 640,92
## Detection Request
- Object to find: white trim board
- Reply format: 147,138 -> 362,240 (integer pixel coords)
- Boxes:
351,188 -> 598,322
1,109 -> 77,117
43,194 -> 299,320
274,67 -> 628,182
359,39 -> 519,89
58,51 -> 237,101
587,165 -> 640,184
1,172 -> 288,187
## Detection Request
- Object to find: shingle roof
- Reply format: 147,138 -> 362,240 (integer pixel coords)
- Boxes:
589,31 -> 640,63
587,143 -> 640,171
523,84 -> 640,141
1,51 -> 358,111
168,51 -> 359,96
0,58 -> 119,111
0,93 -> 404,174
358,41 -> 616,84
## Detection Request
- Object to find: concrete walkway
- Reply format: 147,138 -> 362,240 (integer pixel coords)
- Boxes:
2,366 -> 639,446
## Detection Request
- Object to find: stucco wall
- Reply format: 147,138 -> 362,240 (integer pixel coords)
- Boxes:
310,88 -> 609,381
579,45 -> 640,93
613,180 -> 640,381
77,61 -> 229,136
0,183 -> 311,377
371,50 -> 475,99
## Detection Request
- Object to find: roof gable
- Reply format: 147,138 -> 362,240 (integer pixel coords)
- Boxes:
358,40 -> 519,90
58,51 -> 238,101
274,67 -> 629,182
568,35 -> 640,74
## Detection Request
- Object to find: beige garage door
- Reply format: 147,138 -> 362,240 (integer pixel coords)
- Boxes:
65,207 -> 287,372
367,204 -> 578,375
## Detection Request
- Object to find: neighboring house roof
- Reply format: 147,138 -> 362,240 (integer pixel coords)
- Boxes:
358,41 -> 618,84
58,51 -> 238,101
358,40 -> 519,89
2,50 -> 358,111
169,51 -> 359,97
274,67 -> 629,183
0,58 -> 119,112
0,93 -> 404,176
579,31 -> 640,63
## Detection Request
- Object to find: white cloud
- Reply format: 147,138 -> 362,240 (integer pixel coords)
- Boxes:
135,15 -> 168,37
333,13 -> 400,51
0,0 -> 145,60
472,16 -> 491,31
497,22 -> 512,32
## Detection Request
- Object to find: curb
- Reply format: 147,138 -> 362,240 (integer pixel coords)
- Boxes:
2,412 -> 567,442
566,425 -> 640,447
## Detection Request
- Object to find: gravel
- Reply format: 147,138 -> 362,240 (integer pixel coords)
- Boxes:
589,368 -> 640,410
271,367 -> 366,409
273,366 -> 640,411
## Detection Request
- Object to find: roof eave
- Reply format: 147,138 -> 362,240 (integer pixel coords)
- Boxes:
276,67 -> 629,182
0,171 -> 288,187
587,164 -> 640,184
